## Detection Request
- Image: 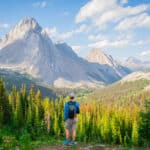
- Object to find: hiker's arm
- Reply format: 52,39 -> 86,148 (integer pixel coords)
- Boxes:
64,103 -> 68,121
76,102 -> 80,114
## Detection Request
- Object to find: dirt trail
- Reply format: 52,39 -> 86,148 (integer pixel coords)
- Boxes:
35,144 -> 114,150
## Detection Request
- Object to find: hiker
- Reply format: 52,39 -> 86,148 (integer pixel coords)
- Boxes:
63,92 -> 80,145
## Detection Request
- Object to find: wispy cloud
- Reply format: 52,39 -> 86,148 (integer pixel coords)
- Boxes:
0,23 -> 10,29
43,24 -> 88,41
88,34 -> 107,41
33,1 -> 47,8
62,24 -> 88,40
132,39 -> 150,46
120,0 -> 128,5
59,24 -> 88,40
75,0 -> 149,29
42,27 -> 57,38
141,50 -> 150,56
88,39 -> 129,49
116,13 -> 150,30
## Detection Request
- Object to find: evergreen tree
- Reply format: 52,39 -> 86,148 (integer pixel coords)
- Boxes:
139,99 -> 150,145
17,92 -> 24,127
0,79 -> 11,125
132,120 -> 138,145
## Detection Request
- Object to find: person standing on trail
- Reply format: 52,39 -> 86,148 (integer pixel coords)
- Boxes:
63,92 -> 80,145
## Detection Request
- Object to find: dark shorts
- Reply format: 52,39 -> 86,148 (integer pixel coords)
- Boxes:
65,118 -> 78,131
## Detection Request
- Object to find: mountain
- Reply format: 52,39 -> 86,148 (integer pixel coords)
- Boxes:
0,69 -> 57,98
124,57 -> 150,71
0,17 -> 130,88
86,49 -> 130,77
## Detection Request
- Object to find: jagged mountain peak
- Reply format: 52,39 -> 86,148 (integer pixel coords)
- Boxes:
14,17 -> 41,33
0,17 -> 42,49
86,49 -> 118,67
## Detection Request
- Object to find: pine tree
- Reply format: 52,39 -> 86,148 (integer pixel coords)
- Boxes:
131,120 -> 138,145
43,98 -> 51,133
20,85 -> 28,123
139,99 -> 150,145
0,79 -> 11,125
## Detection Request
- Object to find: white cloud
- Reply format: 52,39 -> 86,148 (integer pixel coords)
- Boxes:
116,13 -> 150,30
75,0 -> 114,23
88,34 -> 107,41
75,0 -> 149,29
120,0 -> 128,5
75,24 -> 88,33
0,23 -> 10,29
71,45 -> 82,54
43,24 -> 88,41
59,31 -> 74,40
141,50 -> 150,56
88,39 -> 129,49
58,24 -> 88,40
94,5 -> 149,28
42,27 -> 57,38
132,39 -> 150,46
33,1 -> 47,8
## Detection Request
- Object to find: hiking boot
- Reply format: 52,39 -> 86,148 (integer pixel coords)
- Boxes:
70,141 -> 77,145
63,139 -> 70,145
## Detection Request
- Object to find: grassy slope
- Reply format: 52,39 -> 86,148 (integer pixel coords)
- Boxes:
86,79 -> 150,102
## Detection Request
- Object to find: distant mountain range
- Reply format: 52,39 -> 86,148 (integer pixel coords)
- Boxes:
0,17 -> 130,88
0,69 -> 57,98
123,57 -> 150,71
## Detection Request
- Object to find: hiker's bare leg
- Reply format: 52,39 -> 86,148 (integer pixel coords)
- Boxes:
65,129 -> 70,139
72,129 -> 76,141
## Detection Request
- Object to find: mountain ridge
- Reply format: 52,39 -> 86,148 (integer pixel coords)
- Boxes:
0,17 -> 130,88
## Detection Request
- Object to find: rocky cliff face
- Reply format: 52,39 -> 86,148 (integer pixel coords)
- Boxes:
86,49 -> 130,77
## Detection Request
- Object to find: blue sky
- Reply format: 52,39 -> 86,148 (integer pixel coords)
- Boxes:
0,0 -> 150,61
